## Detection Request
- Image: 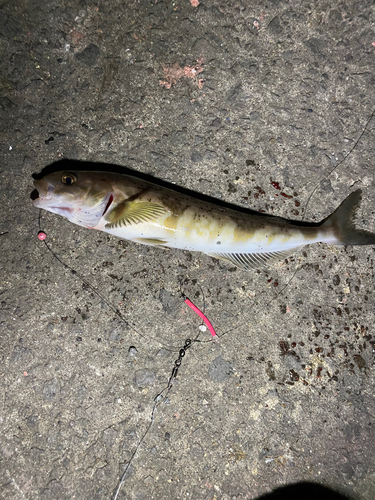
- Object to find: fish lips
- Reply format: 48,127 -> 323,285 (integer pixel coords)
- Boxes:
31,189 -> 44,208
31,191 -> 73,218
30,188 -> 52,208
31,179 -> 53,207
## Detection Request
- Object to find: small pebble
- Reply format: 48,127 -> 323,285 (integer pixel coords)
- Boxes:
128,346 -> 138,357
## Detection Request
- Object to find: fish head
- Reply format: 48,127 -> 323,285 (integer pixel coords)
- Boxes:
31,170 -> 114,228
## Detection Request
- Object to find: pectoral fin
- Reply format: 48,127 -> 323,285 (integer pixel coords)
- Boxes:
105,201 -> 168,229
208,247 -> 303,270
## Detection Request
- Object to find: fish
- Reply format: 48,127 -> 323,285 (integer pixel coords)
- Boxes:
31,169 -> 375,270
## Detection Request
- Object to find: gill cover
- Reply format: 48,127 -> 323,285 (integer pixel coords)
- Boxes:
61,172 -> 113,228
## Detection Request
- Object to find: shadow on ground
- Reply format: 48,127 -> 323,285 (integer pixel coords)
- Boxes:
257,482 -> 354,500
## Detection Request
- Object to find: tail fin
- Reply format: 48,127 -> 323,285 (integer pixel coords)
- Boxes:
322,189 -> 375,245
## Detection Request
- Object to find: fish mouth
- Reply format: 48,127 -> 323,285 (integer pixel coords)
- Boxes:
30,188 -> 40,201
31,188 -> 52,206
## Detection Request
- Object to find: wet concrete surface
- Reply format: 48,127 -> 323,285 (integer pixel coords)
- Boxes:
1,0 -> 375,499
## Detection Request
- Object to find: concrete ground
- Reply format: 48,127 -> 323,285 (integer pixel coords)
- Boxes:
1,0 -> 374,499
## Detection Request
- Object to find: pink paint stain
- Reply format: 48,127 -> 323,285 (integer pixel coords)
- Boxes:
160,57 -> 204,89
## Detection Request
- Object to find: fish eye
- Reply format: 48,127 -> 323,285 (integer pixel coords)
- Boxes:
61,173 -> 77,185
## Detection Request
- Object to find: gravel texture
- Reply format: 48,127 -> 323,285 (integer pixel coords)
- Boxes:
1,1 -> 375,499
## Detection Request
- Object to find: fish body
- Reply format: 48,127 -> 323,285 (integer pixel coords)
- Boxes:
32,170 -> 375,270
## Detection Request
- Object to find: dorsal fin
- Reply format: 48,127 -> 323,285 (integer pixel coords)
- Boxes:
105,201 -> 168,229
207,247 -> 303,270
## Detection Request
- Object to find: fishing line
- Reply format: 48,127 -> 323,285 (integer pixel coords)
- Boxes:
37,211 -> 210,351
35,110 -> 374,498
110,268 -> 304,500
116,106 -> 374,496
37,213 -> 218,500
37,229 -> 302,500
111,336 -> 201,500
213,103 -> 375,341
302,107 -> 375,220
36,213 -> 299,499
200,264 -> 302,343
211,109 -> 375,344
37,232 -> 147,344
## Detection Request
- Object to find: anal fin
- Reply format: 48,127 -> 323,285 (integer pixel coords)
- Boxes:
207,247 -> 303,270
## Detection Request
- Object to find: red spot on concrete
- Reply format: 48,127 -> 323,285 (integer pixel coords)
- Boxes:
69,29 -> 85,46
270,179 -> 281,190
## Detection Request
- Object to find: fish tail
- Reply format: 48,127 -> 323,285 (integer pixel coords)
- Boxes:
321,189 -> 375,245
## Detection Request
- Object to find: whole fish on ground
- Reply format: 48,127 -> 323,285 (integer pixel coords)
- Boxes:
31,170 -> 375,270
